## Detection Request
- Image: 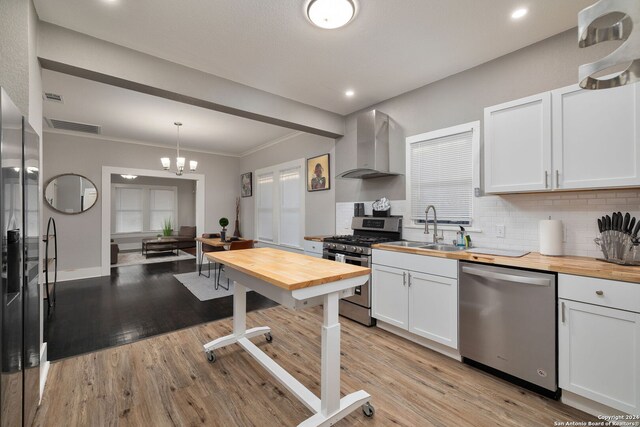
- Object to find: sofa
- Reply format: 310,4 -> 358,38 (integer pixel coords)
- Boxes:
173,226 -> 197,250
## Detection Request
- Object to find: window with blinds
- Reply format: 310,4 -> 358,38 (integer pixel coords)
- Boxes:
256,172 -> 274,242
255,159 -> 305,248
408,122 -> 479,226
112,185 -> 178,233
149,189 -> 176,231
114,187 -> 144,232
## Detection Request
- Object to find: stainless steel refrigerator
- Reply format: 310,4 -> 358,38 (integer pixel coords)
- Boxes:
1,88 -> 41,426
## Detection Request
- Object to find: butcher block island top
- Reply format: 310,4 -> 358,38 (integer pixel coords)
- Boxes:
206,247 -> 370,291
372,244 -> 640,284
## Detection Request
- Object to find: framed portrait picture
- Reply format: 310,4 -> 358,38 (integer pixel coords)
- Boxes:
307,154 -> 330,192
241,172 -> 252,197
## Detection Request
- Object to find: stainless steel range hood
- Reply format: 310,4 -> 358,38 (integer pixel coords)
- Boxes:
338,110 -> 403,179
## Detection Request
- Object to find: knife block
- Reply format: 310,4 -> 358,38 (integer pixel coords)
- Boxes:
594,231 -> 640,266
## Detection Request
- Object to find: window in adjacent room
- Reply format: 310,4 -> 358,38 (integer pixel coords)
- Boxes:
406,121 -> 480,227
112,185 -> 177,233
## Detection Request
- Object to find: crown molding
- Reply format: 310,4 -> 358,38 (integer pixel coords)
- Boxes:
239,131 -> 304,157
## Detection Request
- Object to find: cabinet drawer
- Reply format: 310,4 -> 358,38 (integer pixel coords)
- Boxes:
303,240 -> 323,255
559,274 -> 640,313
372,249 -> 457,279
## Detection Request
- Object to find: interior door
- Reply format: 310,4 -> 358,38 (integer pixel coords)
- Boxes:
1,88 -> 24,427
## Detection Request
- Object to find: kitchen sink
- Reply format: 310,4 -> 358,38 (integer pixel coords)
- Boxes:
384,241 -> 425,247
418,243 -> 466,252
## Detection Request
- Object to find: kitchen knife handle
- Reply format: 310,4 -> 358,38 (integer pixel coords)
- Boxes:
544,171 -> 549,188
555,170 -> 560,188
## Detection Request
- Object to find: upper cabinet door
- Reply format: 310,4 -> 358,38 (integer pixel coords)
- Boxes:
552,82 -> 640,190
484,92 -> 552,193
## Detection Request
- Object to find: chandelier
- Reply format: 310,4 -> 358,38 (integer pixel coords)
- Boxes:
161,122 -> 197,176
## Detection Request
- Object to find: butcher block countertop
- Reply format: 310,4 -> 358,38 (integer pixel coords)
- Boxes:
304,236 -> 329,242
206,247 -> 370,291
372,244 -> 640,284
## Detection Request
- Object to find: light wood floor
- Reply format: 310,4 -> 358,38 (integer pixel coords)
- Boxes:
34,306 -> 594,427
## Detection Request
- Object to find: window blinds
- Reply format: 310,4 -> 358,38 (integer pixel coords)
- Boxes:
279,167 -> 302,247
149,189 -> 176,231
115,187 -> 144,232
256,172 -> 274,242
410,130 -> 473,224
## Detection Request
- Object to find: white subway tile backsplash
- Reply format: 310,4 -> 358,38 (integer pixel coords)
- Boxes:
336,188 -> 640,258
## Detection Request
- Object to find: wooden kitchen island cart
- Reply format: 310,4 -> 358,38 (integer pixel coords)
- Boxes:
203,247 -> 374,426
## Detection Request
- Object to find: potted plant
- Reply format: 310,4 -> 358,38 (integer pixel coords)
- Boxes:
162,218 -> 173,238
219,217 -> 229,241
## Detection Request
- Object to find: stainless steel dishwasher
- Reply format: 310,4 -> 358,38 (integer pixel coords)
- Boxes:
459,262 -> 558,397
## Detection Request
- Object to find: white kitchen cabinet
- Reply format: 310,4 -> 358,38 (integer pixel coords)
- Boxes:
407,271 -> 458,348
558,274 -> 640,414
303,239 -> 323,258
371,250 -> 458,350
552,82 -> 640,190
484,92 -> 552,193
371,265 -> 408,329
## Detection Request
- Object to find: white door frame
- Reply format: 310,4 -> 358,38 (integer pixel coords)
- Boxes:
101,166 -> 205,276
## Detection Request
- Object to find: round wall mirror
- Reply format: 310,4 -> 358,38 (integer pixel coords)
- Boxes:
45,174 -> 98,214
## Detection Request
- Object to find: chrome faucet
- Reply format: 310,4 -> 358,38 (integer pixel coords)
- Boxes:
424,205 -> 444,243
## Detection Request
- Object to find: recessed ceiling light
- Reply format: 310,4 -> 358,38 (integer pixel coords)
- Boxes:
511,8 -> 528,20
307,0 -> 356,29
345,90 -> 355,97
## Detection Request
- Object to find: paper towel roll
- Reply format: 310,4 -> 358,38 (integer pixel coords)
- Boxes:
539,219 -> 563,256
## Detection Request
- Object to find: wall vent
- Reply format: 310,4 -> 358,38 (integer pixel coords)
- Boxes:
45,118 -> 102,135
44,92 -> 63,103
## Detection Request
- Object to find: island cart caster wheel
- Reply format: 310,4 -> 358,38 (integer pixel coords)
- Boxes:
265,332 -> 273,343
362,402 -> 375,418
206,351 -> 216,363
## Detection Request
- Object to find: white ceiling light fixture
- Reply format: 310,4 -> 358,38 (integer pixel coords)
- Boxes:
307,0 -> 356,29
511,8 -> 528,20
161,122 -> 198,176
345,89 -> 355,97
121,174 -> 137,180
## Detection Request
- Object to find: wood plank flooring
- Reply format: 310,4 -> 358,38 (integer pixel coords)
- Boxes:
34,306 -> 595,427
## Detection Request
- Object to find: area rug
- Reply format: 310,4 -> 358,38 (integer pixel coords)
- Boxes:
114,250 -> 195,267
173,270 -> 236,301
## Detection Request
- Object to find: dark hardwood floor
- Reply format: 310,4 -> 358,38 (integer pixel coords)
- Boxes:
45,259 -> 277,361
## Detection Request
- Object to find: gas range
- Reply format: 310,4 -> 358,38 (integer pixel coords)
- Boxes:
323,236 -> 397,255
323,216 -> 402,327
323,216 -> 403,256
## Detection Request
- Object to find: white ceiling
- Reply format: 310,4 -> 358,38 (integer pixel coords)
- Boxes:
34,0 -> 595,115
42,69 -> 297,156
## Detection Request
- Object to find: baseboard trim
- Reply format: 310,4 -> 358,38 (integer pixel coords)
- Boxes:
561,390 -> 629,418
57,266 -> 104,282
376,321 -> 461,361
39,343 -> 50,403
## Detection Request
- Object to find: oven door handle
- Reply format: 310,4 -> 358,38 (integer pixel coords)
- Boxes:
324,252 -> 368,264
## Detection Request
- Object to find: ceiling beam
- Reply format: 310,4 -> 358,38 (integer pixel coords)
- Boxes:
38,22 -> 345,139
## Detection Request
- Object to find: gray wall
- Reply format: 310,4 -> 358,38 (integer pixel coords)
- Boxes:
336,28 -> 619,202
239,132 -> 336,239
43,132 -> 239,270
